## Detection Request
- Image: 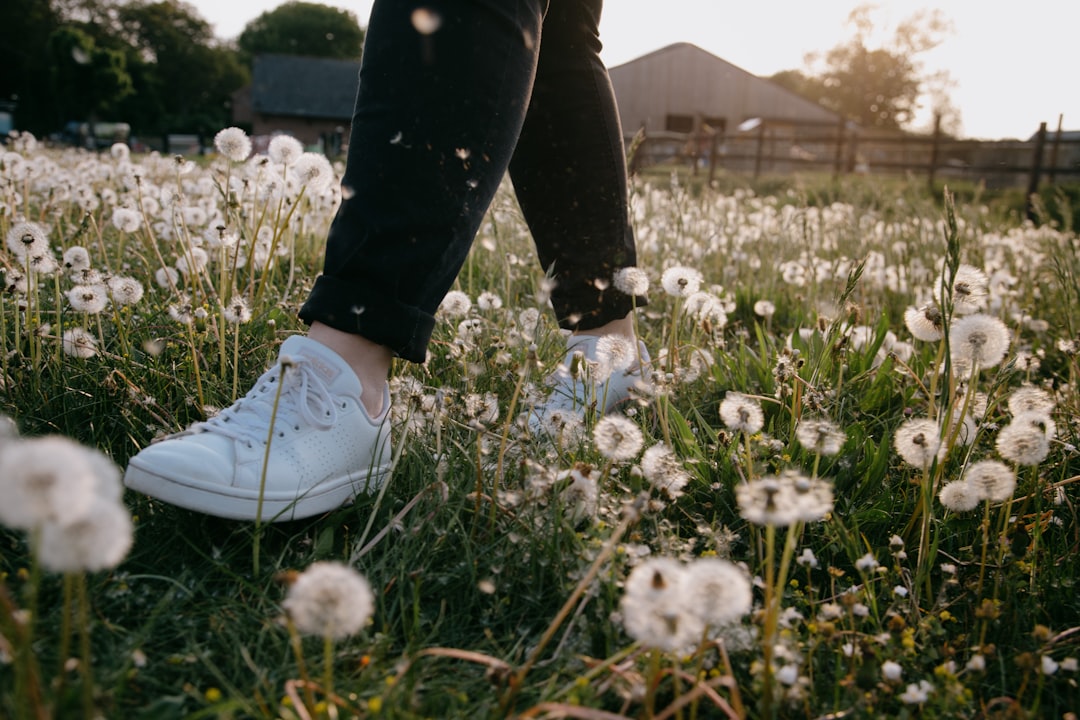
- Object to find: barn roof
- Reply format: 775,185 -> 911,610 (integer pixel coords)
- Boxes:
250,54 -> 360,119
609,42 -> 843,125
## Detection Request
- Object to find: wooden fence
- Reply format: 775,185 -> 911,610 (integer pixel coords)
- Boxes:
629,119 -> 1080,198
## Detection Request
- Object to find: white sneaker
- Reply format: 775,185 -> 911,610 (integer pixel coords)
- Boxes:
529,334 -> 651,434
124,336 -> 391,522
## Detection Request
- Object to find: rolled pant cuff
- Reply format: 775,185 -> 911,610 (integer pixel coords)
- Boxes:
298,275 -> 435,363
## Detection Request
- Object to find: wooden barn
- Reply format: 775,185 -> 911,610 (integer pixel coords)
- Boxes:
231,54 -> 360,150
609,43 -> 846,171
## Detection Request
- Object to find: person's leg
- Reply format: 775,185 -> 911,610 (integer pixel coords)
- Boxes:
508,0 -> 644,335
300,0 -> 549,374
125,0 -> 552,521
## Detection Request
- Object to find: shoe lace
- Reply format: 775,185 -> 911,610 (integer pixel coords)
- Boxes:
197,357 -> 340,446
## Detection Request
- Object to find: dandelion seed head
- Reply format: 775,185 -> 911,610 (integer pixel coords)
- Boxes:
939,480 -> 980,512
753,299 -> 776,319
893,418 -> 944,469
593,414 -> 643,461
620,558 -> 701,653
6,221 -> 49,259
660,265 -> 702,297
439,290 -> 472,318
0,435 -> 105,530
963,459 -> 1015,502
62,327 -> 98,358
736,475 -> 800,527
903,303 -> 943,342
854,553 -> 879,573
67,284 -> 109,314
796,547 -> 818,568
39,494 -> 133,572
214,127 -> 252,162
996,418 -> 1050,466
111,207 -> 143,234
283,561 -> 374,639
155,266 -> 179,289
946,263 -> 989,314
476,291 -> 502,311
719,391 -> 764,434
557,464 -> 599,524
681,557 -> 753,628
949,313 -> 1010,369
594,334 -> 636,375
291,152 -> 335,192
222,297 -> 252,324
268,135 -> 304,166
63,246 -> 91,273
613,266 -> 649,296
1007,384 -> 1055,417
639,443 -> 691,498
795,417 -> 846,456
882,661 -> 903,682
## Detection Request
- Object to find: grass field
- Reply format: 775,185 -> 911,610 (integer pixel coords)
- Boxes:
1,130 -> 1079,719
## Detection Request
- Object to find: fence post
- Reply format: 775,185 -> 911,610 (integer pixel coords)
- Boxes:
708,131 -> 719,186
927,112 -> 942,194
753,120 -> 766,180
1048,113 -> 1064,184
832,117 -> 845,178
1025,122 -> 1047,222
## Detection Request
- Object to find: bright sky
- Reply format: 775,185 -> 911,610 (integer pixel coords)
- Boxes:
185,0 -> 1079,140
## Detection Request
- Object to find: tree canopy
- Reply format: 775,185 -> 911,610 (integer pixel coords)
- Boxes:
770,4 -> 955,133
238,1 -> 364,61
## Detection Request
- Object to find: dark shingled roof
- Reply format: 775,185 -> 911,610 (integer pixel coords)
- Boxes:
251,54 -> 361,120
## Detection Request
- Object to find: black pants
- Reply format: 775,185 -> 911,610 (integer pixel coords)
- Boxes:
298,0 -> 642,363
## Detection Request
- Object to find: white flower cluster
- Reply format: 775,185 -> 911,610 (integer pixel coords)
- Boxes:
0,422 -> 133,573
620,556 -> 752,652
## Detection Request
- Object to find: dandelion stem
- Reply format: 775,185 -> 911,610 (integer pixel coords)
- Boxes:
253,360 -> 290,574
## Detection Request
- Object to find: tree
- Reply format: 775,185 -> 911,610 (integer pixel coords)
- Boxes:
238,1 -> 364,62
48,25 -> 134,123
109,1 -> 248,135
772,4 -> 955,131
0,0 -> 62,133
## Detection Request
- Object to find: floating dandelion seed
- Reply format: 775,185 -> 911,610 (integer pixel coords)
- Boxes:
719,391 -> 764,434
903,302 -> 943,342
963,459 -> 1016,502
613,266 -> 649,296
593,414 -> 643,461
214,127 -> 252,162
893,418 -> 944,469
950,313 -> 1009,369
795,417 -> 846,456
411,7 -> 442,34
283,561 -> 374,639
62,327 -> 98,358
660,265 -> 702,297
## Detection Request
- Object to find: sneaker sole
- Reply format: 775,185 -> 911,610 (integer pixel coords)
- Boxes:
123,462 -> 391,522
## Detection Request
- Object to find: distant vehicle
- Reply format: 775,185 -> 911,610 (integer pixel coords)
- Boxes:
60,121 -> 131,150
